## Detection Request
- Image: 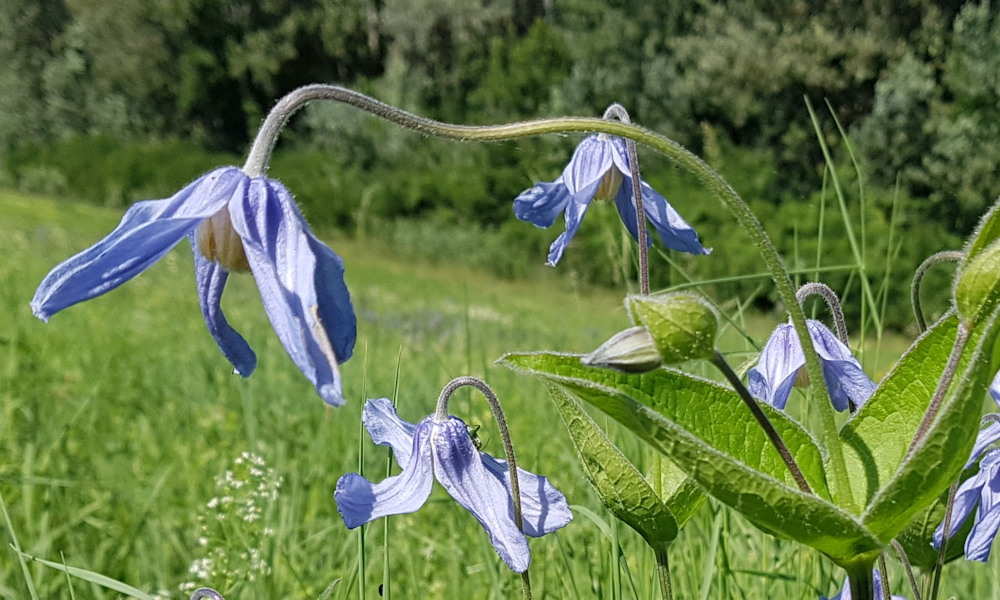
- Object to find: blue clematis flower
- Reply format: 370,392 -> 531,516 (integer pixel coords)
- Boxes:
513,134 -> 710,266
334,398 -> 572,572
747,320 -> 875,412
31,167 -> 356,406
933,421 -> 1000,562
820,569 -> 905,600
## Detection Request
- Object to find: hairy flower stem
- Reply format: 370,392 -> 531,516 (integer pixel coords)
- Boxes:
711,351 -> 812,494
911,251 -> 964,333
603,104 -> 649,295
929,482 -> 958,600
906,322 -> 971,459
248,84 -> 853,508
891,539 -> 923,600
796,282 -> 849,344
434,376 -> 531,600
191,590 -> 225,600
877,555 -> 890,600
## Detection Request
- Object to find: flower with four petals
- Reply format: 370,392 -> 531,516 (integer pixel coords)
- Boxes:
31,167 -> 356,406
513,134 -> 710,266
748,320 -> 875,412
334,398 -> 572,572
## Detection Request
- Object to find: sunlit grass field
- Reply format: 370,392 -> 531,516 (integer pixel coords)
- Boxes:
0,189 -> 997,599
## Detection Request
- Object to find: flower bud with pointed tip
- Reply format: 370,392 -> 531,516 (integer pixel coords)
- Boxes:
582,326 -> 662,373
956,239 -> 1000,325
627,293 -> 718,364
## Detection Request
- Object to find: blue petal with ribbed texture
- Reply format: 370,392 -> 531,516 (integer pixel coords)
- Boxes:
229,178 -> 356,406
363,397 -> 418,468
748,320 -> 874,412
191,234 -> 257,377
431,417 -> 531,572
934,450 -> 1000,562
334,420 -> 434,528
31,167 -> 242,320
480,453 -> 573,537
748,323 -> 803,410
561,136 -> 615,195
614,180 -> 711,255
513,179 -> 570,229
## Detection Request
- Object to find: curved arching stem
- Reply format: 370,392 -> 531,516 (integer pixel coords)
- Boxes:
247,84 -> 854,509
603,103 -> 650,295
796,282 -> 849,344
911,250 -> 963,333
435,376 -> 532,600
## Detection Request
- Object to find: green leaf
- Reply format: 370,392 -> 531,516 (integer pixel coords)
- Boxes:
964,195 -> 1000,262
861,304 -> 1000,541
547,383 -> 681,548
955,239 -> 1000,325
654,456 -> 706,529
840,314 -> 959,506
11,549 -> 156,600
500,353 -> 883,563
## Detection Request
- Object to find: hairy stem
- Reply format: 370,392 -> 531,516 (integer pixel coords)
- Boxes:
711,351 -> 812,494
435,376 -> 531,600
911,251 -> 964,333
248,84 -> 852,506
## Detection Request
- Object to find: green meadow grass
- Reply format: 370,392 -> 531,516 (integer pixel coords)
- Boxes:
0,189 -> 996,599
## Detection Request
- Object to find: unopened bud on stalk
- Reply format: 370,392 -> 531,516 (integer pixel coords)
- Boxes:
583,293 -> 718,373
628,293 -> 718,364
955,239 -> 1000,325
582,326 -> 662,372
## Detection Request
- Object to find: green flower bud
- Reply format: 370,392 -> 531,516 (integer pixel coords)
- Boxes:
955,239 -> 1000,325
582,326 -> 662,373
627,293 -> 718,364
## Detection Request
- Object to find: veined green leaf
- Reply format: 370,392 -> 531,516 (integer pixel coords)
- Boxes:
964,195 -> 1000,262
547,383 -> 681,548
840,313 -> 959,506
500,353 -> 883,563
861,304 -> 1000,541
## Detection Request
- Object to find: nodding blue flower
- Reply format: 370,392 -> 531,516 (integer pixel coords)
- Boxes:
513,134 -> 709,266
820,569 -> 905,600
934,421 -> 1000,562
747,320 -> 875,412
334,398 -> 572,573
31,167 -> 356,406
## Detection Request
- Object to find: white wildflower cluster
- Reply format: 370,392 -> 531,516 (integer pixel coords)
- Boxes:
179,452 -> 283,595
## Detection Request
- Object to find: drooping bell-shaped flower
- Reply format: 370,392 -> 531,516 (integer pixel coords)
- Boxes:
334,398 -> 572,572
934,420 -> 1000,562
747,320 -> 875,412
31,167 -> 356,406
513,134 -> 709,266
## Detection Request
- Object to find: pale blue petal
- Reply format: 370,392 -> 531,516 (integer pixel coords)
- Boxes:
513,179 -> 570,228
808,320 -> 875,411
432,418 -> 531,572
966,503 -> 1000,562
229,178 -> 356,406
968,423 -> 1000,468
480,453 -> 572,537
619,180 -> 710,255
31,167 -> 243,320
334,420 -> 434,528
191,234 -> 256,377
934,453 -> 996,546
546,190 -> 595,266
362,398 -> 418,469
748,323 -> 804,410
561,136 -> 614,195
